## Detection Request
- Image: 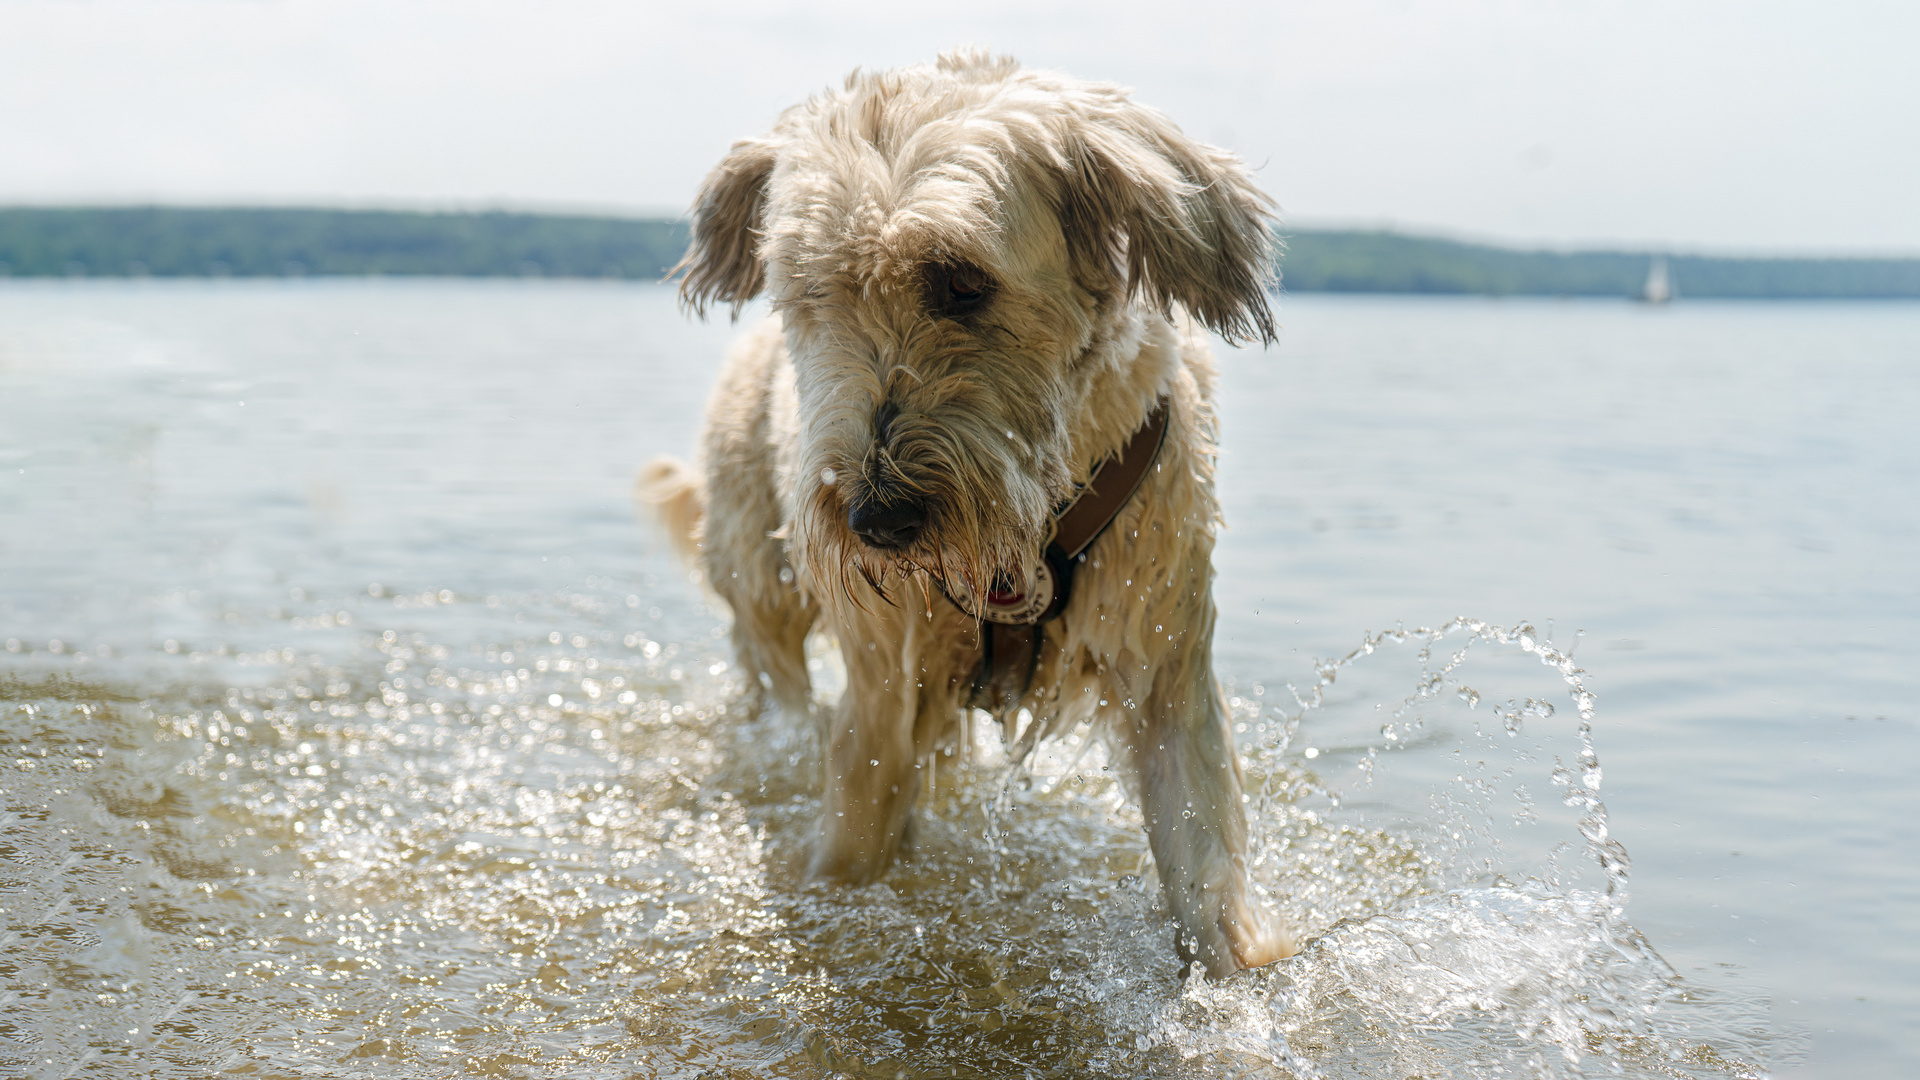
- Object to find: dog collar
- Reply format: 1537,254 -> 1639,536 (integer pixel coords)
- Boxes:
947,396 -> 1171,715
942,395 -> 1171,626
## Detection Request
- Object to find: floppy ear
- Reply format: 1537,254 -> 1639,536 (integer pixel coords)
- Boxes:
1060,108 -> 1278,345
673,138 -> 778,319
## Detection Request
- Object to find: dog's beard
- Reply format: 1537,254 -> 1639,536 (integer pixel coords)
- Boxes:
790,434 -> 1060,619
793,498 -> 1046,620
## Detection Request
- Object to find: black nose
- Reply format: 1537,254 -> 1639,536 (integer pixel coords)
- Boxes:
847,495 -> 926,549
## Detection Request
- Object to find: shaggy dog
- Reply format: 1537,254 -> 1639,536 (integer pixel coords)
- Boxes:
642,51 -> 1292,976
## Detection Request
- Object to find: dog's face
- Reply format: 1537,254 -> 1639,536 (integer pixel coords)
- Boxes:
675,52 -> 1277,608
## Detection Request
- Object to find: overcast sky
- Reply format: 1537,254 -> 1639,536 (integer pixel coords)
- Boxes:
3,0 -> 1915,254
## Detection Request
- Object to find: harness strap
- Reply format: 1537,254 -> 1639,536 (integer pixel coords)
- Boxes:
969,622 -> 1041,718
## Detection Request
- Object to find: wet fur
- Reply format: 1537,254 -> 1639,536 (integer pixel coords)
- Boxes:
643,52 -> 1293,976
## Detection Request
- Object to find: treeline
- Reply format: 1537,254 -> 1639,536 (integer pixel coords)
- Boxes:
0,207 -> 685,280
3,206 -> 1918,299
1276,229 -> 1920,299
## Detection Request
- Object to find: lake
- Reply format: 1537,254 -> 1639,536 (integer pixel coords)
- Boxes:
2,280 -> 1914,1078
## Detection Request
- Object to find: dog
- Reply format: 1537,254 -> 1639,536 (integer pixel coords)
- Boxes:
641,51 -> 1292,976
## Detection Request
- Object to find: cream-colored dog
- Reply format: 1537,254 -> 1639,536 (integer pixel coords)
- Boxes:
642,51 -> 1291,976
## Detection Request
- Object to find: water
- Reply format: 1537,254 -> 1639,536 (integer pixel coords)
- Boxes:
2,281 -> 1914,1077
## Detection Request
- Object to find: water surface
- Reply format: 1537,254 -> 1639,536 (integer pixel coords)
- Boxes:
3,282 -> 1915,1077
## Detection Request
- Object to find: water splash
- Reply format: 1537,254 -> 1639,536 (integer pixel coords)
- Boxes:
1142,617 -> 1767,1078
0,611 -> 1771,1079
1260,618 -> 1629,902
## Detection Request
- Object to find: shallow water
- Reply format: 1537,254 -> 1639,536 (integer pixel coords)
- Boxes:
3,282 -> 1915,1077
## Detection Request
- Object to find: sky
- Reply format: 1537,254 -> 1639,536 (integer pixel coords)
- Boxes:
3,0 -> 1916,255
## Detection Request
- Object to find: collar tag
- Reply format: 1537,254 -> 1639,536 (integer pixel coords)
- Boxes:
943,540 -> 1068,626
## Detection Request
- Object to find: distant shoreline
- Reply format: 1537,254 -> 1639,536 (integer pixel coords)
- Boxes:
4,206 -> 1918,299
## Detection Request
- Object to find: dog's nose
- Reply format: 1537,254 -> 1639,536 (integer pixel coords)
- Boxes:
847,496 -> 926,549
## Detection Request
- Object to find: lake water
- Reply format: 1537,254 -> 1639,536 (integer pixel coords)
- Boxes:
1,281 -> 1914,1078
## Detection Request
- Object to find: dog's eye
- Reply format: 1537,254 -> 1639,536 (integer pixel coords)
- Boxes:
948,265 -> 987,300
925,262 -> 994,319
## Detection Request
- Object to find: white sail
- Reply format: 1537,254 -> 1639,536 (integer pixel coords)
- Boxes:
1641,255 -> 1672,304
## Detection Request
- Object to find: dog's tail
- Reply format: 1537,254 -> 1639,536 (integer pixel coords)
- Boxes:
636,456 -> 704,566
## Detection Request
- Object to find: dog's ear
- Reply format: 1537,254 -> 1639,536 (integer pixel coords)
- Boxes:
1060,109 -> 1278,345
673,138 -> 778,319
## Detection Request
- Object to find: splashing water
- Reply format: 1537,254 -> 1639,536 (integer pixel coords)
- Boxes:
0,601 -> 1772,1079
1066,618 -> 1771,1079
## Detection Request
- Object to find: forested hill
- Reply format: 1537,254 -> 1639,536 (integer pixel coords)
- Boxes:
1277,230 -> 1920,299
3,206 -> 1917,299
0,207 -> 687,281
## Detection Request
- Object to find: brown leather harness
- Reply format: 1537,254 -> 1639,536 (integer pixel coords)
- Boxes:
942,396 -> 1172,715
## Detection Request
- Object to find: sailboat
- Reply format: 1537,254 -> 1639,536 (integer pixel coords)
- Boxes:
1640,255 -> 1673,304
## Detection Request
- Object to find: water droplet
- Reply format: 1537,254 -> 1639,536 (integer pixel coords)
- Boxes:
820,467 -> 836,485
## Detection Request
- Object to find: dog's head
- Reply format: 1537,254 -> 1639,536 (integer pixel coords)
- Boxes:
674,52 -> 1276,609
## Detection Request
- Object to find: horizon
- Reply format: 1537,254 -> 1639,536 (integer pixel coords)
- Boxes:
2,202 -> 1917,262
3,1 -> 1915,257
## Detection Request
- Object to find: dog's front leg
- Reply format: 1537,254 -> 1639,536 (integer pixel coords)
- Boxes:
806,624 -> 921,884
1133,649 -> 1295,977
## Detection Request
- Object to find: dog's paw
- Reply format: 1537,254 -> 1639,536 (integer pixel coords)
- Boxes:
1221,914 -> 1297,970
1174,893 -> 1296,977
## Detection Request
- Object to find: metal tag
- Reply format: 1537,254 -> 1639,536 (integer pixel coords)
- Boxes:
944,560 -> 1055,625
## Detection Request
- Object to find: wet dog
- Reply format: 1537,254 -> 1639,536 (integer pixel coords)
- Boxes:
642,51 -> 1292,975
